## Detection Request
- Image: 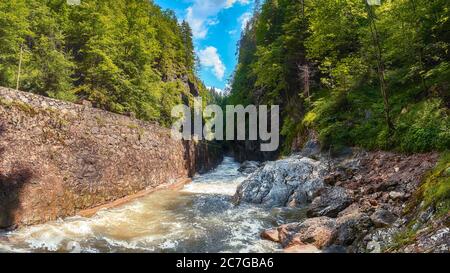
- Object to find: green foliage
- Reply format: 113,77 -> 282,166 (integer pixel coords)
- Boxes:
280,115 -> 305,155
0,0 -> 207,126
395,99 -> 449,153
421,151 -> 450,215
304,86 -> 449,153
229,0 -> 450,154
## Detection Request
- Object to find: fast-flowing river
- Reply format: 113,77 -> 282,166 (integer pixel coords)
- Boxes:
0,157 -> 306,253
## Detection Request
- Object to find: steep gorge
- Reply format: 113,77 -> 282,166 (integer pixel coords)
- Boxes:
0,87 -> 222,229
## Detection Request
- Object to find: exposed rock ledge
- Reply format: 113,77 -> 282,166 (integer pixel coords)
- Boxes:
236,150 -> 448,253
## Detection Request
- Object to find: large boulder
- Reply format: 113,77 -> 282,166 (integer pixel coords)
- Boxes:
233,156 -> 327,207
307,187 -> 354,218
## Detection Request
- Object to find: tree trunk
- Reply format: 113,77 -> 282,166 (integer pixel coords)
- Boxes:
366,3 -> 394,134
410,0 -> 428,93
298,63 -> 311,98
16,45 -> 23,91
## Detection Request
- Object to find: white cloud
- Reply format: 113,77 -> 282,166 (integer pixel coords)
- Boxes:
207,86 -> 224,93
239,11 -> 252,30
186,0 -> 251,39
198,46 -> 226,80
225,0 -> 251,8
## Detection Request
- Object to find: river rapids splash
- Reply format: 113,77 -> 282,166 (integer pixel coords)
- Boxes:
0,157 -> 306,253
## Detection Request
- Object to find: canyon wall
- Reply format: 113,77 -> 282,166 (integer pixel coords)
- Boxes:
0,87 -> 222,229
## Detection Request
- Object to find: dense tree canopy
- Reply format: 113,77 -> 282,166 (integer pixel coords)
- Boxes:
228,0 -> 449,154
0,0 -> 210,126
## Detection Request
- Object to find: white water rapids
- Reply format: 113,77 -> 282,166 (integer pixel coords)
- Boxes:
0,157 -> 306,253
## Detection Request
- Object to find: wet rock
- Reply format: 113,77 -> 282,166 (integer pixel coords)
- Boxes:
260,228 -> 279,243
307,187 -> 353,218
234,156 -> 327,207
370,208 -> 397,228
278,217 -> 337,249
238,161 -> 261,174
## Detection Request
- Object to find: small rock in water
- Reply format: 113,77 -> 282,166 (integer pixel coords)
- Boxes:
238,161 -> 261,174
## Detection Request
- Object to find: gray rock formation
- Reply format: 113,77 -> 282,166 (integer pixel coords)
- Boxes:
233,156 -> 327,207
334,204 -> 372,245
307,186 -> 354,218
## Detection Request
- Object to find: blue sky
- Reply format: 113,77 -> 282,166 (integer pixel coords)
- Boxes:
154,0 -> 254,91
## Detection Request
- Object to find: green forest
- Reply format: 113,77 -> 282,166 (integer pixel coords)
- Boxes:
0,0 -> 211,126
228,0 -> 449,154
1,0 -> 449,154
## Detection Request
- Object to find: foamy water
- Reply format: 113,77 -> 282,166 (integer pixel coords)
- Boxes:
0,157 -> 305,253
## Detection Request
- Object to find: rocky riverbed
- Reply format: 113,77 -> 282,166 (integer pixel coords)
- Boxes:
234,150 -> 449,253
1,149 -> 447,253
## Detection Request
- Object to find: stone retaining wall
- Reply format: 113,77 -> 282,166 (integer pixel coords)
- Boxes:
0,87 -> 222,228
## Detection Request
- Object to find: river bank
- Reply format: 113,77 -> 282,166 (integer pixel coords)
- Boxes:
1,150 -> 448,253
235,149 -> 449,253
0,157 -> 302,253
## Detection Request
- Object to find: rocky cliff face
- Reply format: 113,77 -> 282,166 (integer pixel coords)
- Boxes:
236,149 -> 448,253
0,87 -> 222,229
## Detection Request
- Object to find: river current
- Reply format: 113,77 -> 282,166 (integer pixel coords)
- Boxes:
0,157 -> 306,253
